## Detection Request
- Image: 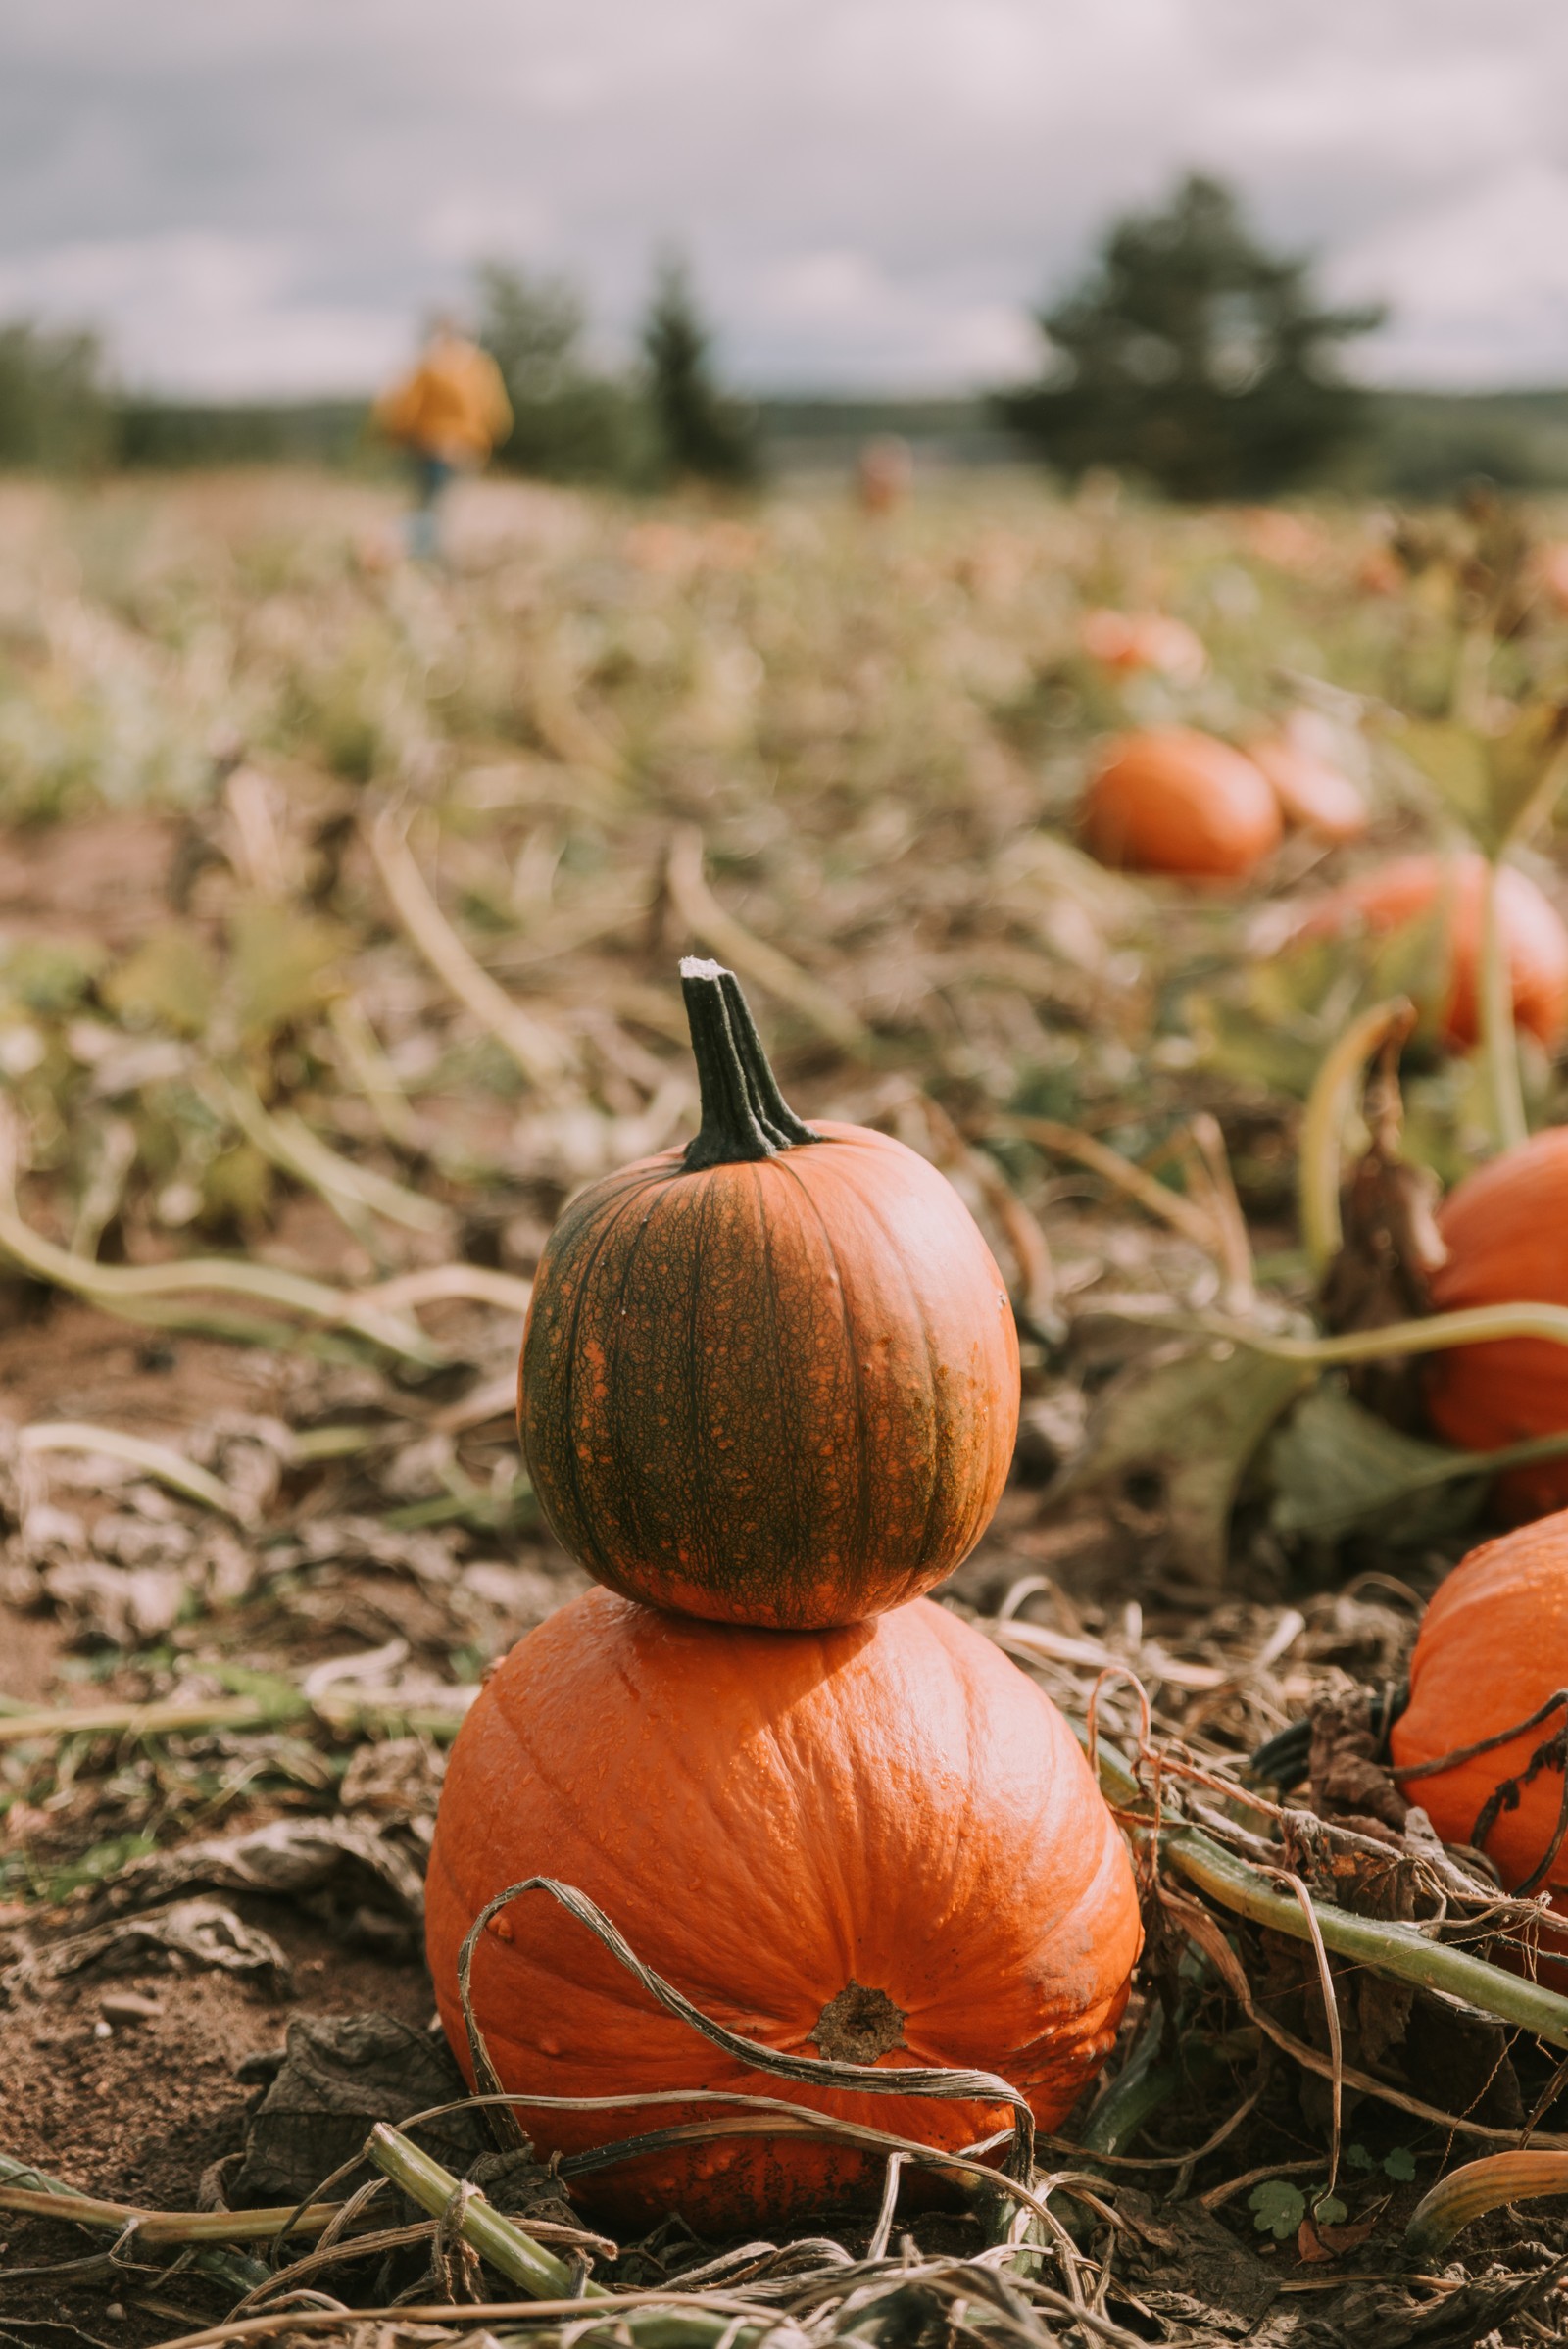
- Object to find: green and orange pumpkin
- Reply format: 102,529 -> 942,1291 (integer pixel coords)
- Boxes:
426,1587 -> 1142,2230
1391,1514 -> 1568,1911
519,961 -> 1020,1629
1424,1128 -> 1568,1518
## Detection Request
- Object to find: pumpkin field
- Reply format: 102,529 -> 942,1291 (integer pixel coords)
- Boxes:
11,463 -> 1568,2346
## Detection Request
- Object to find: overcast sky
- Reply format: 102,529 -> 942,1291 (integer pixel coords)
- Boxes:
3,0 -> 1567,398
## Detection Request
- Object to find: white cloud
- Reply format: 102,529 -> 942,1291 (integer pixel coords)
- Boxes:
0,235 -> 407,396
0,0 -> 1564,393
1329,162 -> 1568,386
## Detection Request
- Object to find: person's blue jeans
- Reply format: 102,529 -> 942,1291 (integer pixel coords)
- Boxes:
408,452 -> 455,561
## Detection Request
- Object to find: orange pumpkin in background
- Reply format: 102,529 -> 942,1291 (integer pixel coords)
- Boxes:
1298,854 -> 1568,1051
1391,1515 -> 1568,1903
1249,730 -> 1369,844
1425,1128 -> 1568,1518
1081,726 -> 1281,880
426,1587 -> 1143,2230
1535,542 -> 1568,617
1079,609 -> 1208,685
519,961 -> 1019,1630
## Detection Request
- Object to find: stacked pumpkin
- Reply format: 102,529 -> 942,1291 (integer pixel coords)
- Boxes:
425,961 -> 1141,2229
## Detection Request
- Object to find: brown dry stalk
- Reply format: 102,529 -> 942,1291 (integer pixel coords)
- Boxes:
1270,1867 -> 1344,2193
997,1113 -> 1221,1251
664,825 -> 873,1056
0,2182 -> 346,2242
1185,1112 -> 1255,1314
18,1421 -> 252,1521
918,1095 -> 1056,1326
367,805 -> 574,1085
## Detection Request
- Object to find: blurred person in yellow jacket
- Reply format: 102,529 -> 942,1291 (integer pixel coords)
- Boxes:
373,315 -> 513,560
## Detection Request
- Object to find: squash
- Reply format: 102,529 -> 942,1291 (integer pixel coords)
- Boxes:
1390,1514 -> 1568,1901
1248,730 -> 1368,844
1298,854 -> 1568,1051
1425,1128 -> 1568,1518
519,961 -> 1019,1629
426,1586 -> 1142,2230
1081,726 -> 1281,880
1079,610 -> 1207,685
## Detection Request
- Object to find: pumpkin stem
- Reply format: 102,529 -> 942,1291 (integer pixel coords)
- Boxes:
680,958 -> 820,1169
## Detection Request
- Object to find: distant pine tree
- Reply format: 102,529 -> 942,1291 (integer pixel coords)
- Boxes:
641,254 -> 759,485
0,320 -> 112,470
475,263 -> 650,483
997,174 -> 1383,500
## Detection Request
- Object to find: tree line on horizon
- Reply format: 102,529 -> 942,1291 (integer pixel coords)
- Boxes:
0,177 -> 1563,499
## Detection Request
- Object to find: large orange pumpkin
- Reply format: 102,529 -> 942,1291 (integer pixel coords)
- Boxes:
1425,1128 -> 1568,1518
1298,854 -> 1568,1051
1391,1515 -> 1568,1901
426,1587 -> 1142,2230
1081,727 -> 1281,880
519,962 -> 1019,1630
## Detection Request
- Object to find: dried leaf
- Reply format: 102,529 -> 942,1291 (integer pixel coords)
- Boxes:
2,1895 -> 287,2000
1070,1339 -> 1310,1587
232,2011 -> 483,2206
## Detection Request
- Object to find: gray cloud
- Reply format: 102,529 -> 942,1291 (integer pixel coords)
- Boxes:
0,0 -> 1564,393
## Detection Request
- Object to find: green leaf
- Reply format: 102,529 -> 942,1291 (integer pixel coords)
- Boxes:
1250,2179 -> 1307,2239
1313,2194 -> 1348,2227
1480,699 -> 1568,855
1383,2146 -> 1417,2182
1346,2143 -> 1375,2173
1269,1384 -> 1490,1545
1401,720 -> 1491,834
225,903 -> 349,1044
1269,1383 -> 1568,1546
1070,1340 -> 1311,1588
102,924 -> 218,1036
1399,705 -> 1568,856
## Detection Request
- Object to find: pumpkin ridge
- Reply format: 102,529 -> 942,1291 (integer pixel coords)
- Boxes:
837,1148 -> 953,1573
682,1169 -> 721,1582
750,1161 -> 812,1603
547,1170 -> 671,1579
775,1153 -> 878,1601
599,1171 -> 686,1587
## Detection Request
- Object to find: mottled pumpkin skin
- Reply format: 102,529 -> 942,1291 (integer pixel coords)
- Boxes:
426,1589 -> 1142,2231
519,1120 -> 1019,1629
1391,1516 -> 1568,1901
1300,854 -> 1568,1051
1426,1130 -> 1568,1518
1081,727 -> 1281,880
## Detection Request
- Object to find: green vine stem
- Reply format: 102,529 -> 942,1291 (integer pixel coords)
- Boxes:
1479,855 -> 1529,1152
368,2124 -> 795,2349
1089,1737 -> 1568,2051
368,2122 -> 602,2301
1114,1299 -> 1568,1370
1298,997 -> 1415,1274
1404,2150 -> 1568,2265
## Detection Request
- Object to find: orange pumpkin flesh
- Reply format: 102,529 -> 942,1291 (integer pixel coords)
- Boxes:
1426,1129 -> 1568,1518
520,962 -> 1019,1630
1299,854 -> 1568,1051
426,1587 -> 1142,2231
1391,1515 -> 1568,1906
1081,726 -> 1281,880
